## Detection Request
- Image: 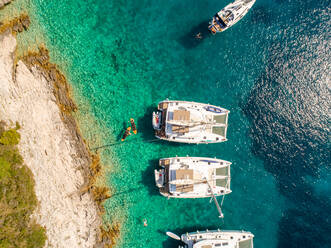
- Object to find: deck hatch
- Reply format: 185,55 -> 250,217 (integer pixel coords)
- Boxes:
212,126 -> 226,137
214,114 -> 227,124
216,178 -> 228,187
239,239 -> 253,248
216,167 -> 228,176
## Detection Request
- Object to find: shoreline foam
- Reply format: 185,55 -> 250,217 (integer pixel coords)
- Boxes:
0,14 -> 118,247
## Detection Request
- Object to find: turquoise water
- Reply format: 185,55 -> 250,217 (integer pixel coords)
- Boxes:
20,0 -> 331,247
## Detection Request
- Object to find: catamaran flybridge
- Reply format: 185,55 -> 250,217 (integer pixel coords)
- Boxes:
155,156 -> 231,217
167,229 -> 254,248
208,0 -> 256,34
152,100 -> 229,144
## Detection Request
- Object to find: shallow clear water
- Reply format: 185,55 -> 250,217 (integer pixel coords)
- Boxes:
3,0 -> 330,247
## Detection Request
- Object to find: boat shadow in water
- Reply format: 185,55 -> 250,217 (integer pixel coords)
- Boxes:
140,159 -> 161,196
177,20 -> 212,50
137,105 -> 158,142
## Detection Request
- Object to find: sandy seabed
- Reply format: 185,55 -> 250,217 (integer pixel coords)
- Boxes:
0,31 -> 101,248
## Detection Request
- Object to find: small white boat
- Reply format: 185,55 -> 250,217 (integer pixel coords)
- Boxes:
152,100 -> 229,144
155,156 -> 231,198
178,229 -> 254,248
208,0 -> 256,34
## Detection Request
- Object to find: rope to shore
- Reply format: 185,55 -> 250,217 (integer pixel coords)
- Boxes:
90,138 -> 160,151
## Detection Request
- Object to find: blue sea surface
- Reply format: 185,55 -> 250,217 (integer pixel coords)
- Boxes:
19,0 -> 331,247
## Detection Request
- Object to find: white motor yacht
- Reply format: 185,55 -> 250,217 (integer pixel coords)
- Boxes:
208,0 -> 256,34
152,100 -> 229,144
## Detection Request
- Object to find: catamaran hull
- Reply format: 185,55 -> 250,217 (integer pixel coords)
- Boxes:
155,135 -> 228,144
155,156 -> 232,198
153,100 -> 229,144
181,229 -> 254,248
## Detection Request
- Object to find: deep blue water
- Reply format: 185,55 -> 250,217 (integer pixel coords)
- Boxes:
243,1 -> 331,246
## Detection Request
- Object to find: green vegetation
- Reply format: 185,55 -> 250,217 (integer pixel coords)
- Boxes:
0,122 -> 46,248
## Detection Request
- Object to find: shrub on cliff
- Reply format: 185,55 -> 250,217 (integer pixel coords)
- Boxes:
0,123 -> 46,248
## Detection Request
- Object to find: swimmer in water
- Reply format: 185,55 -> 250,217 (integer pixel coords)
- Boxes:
195,32 -> 202,39
121,127 -> 131,141
143,218 -> 148,227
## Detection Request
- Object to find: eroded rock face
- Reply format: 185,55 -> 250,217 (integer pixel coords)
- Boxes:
0,32 -> 101,248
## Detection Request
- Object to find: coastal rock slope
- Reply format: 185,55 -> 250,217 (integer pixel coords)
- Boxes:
0,32 -> 100,247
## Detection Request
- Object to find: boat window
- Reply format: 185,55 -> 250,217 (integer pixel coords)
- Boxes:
216,178 -> 228,187
214,115 -> 227,124
212,126 -> 226,137
216,167 -> 228,176
239,239 -> 253,248
222,242 -> 228,246
215,244 -> 221,247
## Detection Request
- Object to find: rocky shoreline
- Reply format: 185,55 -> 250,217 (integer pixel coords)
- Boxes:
0,0 -> 12,9
0,13 -> 118,248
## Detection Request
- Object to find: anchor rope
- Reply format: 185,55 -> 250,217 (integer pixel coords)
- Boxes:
90,138 -> 160,151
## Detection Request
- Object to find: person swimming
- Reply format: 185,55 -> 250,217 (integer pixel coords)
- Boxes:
195,32 -> 203,39
130,118 -> 137,134
121,127 -> 131,141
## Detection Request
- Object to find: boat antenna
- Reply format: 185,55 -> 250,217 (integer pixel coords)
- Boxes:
206,180 -> 224,218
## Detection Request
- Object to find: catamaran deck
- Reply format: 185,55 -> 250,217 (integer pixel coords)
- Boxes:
155,157 -> 231,198
181,229 -> 254,248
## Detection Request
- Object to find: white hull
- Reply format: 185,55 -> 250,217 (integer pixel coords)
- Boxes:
208,0 -> 256,34
181,229 -> 254,248
155,156 -> 231,199
153,100 -> 229,144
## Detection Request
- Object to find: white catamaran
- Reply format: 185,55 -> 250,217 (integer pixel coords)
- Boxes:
168,229 -> 254,248
152,100 -> 229,144
155,156 -> 231,217
208,0 -> 256,34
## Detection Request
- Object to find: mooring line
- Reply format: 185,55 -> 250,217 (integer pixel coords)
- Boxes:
90,138 -> 160,151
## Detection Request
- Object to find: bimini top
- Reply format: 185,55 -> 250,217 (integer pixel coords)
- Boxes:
208,0 -> 256,34
181,229 -> 254,248
153,100 -> 229,144
155,157 -> 231,198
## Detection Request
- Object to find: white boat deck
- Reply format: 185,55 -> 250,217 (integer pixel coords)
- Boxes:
209,0 -> 256,33
156,157 -> 231,198
181,230 -> 254,248
155,100 -> 229,144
